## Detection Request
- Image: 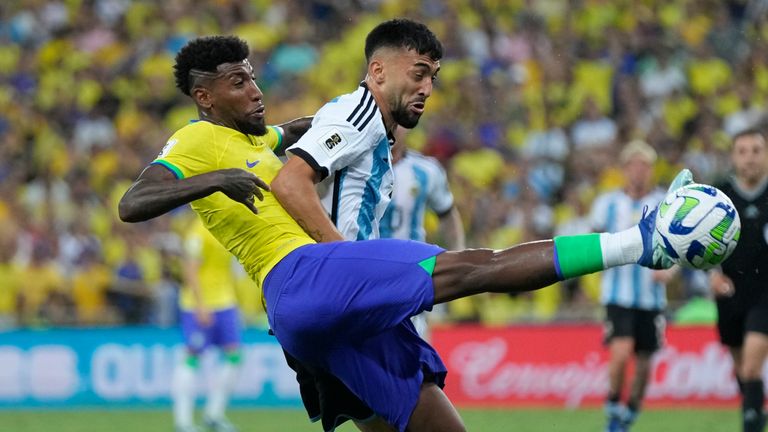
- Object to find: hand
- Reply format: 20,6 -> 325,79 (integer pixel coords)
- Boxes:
710,271 -> 734,297
196,307 -> 213,327
652,266 -> 679,283
216,168 -> 271,214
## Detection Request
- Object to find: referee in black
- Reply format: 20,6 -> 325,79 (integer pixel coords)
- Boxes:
710,128 -> 768,432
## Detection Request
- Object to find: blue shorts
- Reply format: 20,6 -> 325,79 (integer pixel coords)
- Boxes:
264,239 -> 447,432
180,306 -> 241,354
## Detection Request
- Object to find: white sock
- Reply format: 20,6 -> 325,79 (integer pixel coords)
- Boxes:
599,226 -> 643,268
172,361 -> 198,427
204,361 -> 239,421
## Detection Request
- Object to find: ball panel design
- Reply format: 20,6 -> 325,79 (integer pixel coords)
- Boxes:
655,183 -> 741,270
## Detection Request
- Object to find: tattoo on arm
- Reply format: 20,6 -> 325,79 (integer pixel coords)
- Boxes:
295,218 -> 325,242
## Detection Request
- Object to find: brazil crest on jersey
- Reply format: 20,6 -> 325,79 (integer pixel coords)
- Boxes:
286,83 -> 394,240
152,121 -> 315,290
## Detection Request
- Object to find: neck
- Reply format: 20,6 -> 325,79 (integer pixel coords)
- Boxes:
364,76 -> 396,135
199,111 -> 235,131
625,185 -> 648,200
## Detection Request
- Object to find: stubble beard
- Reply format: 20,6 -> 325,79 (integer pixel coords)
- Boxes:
392,106 -> 420,129
238,118 -> 268,136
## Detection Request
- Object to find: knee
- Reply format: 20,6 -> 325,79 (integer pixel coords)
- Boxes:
609,340 -> 635,363
741,362 -> 764,380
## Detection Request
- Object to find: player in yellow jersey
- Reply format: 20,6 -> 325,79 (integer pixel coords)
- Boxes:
173,219 -> 242,432
119,32 -> 691,432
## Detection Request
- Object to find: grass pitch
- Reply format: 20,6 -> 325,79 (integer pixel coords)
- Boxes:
0,407 -> 737,431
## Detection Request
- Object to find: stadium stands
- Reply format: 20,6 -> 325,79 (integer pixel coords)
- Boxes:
1,0 -> 764,327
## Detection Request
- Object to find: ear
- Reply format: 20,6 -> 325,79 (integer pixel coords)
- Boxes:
367,58 -> 386,85
192,86 -> 213,110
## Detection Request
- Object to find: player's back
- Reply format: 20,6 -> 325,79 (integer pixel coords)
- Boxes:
381,151 -> 454,242
180,218 -> 238,311
286,83 -> 394,240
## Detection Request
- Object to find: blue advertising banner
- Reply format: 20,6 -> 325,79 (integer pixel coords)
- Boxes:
0,327 -> 302,408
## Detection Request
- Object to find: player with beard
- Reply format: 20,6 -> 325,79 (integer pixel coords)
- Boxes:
270,19 -> 444,431
710,129 -> 768,432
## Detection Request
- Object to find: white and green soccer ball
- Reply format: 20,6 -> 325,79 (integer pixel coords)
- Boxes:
655,183 -> 741,270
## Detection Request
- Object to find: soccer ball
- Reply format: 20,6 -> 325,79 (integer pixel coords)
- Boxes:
655,183 -> 741,270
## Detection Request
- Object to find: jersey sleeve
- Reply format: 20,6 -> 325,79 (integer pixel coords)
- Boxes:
152,124 -> 218,178
265,125 -> 284,152
184,230 -> 203,260
285,115 -> 375,180
426,161 -> 455,217
589,194 -> 609,232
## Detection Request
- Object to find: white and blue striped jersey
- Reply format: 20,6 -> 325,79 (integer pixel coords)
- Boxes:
380,151 -> 454,241
286,83 -> 394,240
590,188 -> 667,310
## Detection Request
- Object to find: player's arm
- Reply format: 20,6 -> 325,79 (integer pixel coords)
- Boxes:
428,160 -> 466,250
437,206 -> 466,250
118,164 -> 269,223
271,157 -> 344,242
273,116 -> 313,156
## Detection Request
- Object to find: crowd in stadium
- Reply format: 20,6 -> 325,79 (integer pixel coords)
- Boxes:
0,0 -> 765,328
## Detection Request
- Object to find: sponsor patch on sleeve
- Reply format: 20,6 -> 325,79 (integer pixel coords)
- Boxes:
318,130 -> 347,157
157,138 -> 178,158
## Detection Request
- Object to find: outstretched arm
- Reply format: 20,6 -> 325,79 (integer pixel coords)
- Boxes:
273,116 -> 313,156
118,164 -> 269,223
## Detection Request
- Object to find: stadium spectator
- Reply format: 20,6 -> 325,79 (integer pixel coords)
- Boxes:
108,235 -> 152,325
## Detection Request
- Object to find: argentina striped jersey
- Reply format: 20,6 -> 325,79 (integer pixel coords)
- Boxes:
380,151 -> 454,241
590,189 -> 667,310
286,83 -> 394,240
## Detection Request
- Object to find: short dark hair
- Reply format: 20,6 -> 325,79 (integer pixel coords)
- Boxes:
364,18 -> 443,63
173,35 -> 250,96
732,128 -> 765,143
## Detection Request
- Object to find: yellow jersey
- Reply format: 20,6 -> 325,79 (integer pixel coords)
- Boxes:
180,218 -> 238,311
153,121 -> 315,293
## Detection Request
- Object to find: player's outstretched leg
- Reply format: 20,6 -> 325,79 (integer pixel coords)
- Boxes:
431,170 -> 694,304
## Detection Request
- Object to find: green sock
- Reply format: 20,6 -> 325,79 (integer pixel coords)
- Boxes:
553,233 -> 605,280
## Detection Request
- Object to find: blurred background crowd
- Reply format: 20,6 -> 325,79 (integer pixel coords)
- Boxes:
0,0 -> 765,328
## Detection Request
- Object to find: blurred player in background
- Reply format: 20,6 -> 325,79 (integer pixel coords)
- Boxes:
381,128 -> 465,336
119,30 -> 692,432
173,218 -> 241,432
710,129 -> 768,432
590,141 -> 674,432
